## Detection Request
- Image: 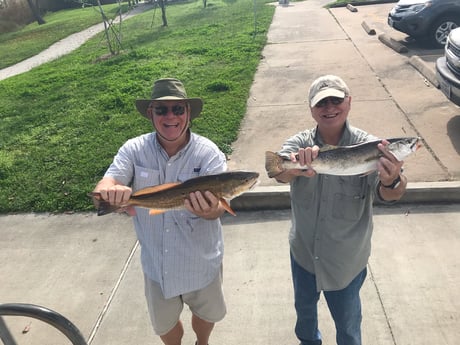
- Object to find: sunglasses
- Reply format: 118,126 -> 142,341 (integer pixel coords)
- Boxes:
151,104 -> 186,116
315,97 -> 345,108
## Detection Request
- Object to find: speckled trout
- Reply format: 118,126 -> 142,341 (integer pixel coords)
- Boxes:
265,137 -> 420,178
90,171 -> 259,216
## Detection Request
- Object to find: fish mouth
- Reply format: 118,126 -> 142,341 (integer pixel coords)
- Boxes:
249,178 -> 259,189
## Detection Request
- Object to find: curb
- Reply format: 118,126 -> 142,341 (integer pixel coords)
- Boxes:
408,55 -> 440,88
346,4 -> 358,12
231,181 -> 460,211
329,0 -> 398,8
361,20 -> 376,35
378,33 -> 408,53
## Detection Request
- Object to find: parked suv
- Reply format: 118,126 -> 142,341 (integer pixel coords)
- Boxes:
388,0 -> 460,48
436,27 -> 460,106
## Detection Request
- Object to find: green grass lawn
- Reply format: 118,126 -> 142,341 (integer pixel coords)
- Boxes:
0,0 -> 275,213
0,3 -> 129,70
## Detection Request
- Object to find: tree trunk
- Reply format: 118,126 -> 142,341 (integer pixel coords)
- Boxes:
26,0 -> 46,25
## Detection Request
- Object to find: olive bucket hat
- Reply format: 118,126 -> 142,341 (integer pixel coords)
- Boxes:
135,78 -> 203,120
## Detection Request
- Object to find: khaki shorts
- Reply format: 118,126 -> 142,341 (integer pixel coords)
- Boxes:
144,270 -> 226,335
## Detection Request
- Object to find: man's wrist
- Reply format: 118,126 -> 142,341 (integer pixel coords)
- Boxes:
381,175 -> 402,189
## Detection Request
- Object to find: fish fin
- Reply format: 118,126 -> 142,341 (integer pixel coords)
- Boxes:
265,151 -> 285,178
220,198 -> 236,216
149,209 -> 166,216
359,170 -> 375,177
319,144 -> 338,152
133,182 -> 181,196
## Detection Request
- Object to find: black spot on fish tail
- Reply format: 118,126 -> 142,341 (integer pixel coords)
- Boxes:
88,192 -> 120,216
96,200 -> 120,216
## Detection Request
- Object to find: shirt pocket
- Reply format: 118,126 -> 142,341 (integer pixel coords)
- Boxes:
177,171 -> 201,183
332,177 -> 367,221
133,165 -> 160,192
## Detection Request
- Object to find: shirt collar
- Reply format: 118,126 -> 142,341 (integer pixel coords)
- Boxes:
153,129 -> 193,159
313,121 -> 352,147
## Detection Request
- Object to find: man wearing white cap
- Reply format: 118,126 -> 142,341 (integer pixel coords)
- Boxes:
272,75 -> 408,345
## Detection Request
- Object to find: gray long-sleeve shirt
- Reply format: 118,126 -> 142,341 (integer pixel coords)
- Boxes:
278,122 -> 384,291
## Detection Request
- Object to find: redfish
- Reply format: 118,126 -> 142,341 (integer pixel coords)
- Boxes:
90,171 -> 259,216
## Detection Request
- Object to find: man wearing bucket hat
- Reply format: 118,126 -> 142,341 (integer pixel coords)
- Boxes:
271,75 -> 408,345
93,78 -> 227,345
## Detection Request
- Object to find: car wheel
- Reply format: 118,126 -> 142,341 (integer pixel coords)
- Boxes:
429,16 -> 459,48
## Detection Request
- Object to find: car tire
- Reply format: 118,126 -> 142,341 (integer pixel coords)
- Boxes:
429,16 -> 459,49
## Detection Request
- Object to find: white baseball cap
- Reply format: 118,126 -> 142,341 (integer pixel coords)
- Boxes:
308,75 -> 350,107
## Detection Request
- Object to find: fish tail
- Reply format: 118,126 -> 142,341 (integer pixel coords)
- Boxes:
96,200 -> 121,216
265,151 -> 284,178
88,192 -> 121,216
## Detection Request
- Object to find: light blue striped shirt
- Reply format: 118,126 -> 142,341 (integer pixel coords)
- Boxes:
105,131 -> 227,298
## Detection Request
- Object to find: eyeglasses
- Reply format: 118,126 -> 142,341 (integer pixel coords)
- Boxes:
315,97 -> 345,108
151,104 -> 186,116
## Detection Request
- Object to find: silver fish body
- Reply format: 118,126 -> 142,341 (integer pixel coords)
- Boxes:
90,171 -> 260,216
265,137 -> 420,178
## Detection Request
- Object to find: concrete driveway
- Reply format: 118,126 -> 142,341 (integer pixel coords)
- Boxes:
228,0 -> 460,190
1,204 -> 460,345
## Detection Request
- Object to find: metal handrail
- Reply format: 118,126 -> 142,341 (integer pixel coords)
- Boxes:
0,303 -> 87,345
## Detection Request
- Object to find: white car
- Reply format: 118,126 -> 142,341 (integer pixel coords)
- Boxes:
436,27 -> 460,106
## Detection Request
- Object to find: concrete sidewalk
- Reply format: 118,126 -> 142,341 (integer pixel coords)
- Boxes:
1,205 -> 460,345
228,0 -> 460,203
0,3 -> 154,81
1,1 -> 460,345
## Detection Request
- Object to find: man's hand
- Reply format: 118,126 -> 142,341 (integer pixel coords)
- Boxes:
93,178 -> 136,216
293,145 -> 320,178
184,191 -> 225,220
274,146 -> 320,183
377,139 -> 404,186
97,185 -> 132,205
377,139 -> 407,201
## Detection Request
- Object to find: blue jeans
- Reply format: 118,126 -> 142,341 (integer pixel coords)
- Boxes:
291,254 -> 367,345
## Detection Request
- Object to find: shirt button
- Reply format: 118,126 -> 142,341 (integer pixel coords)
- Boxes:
166,229 -> 170,232
165,249 -> 168,253
315,256 -> 319,260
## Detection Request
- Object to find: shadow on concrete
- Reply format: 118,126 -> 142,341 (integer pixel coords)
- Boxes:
447,115 -> 460,155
